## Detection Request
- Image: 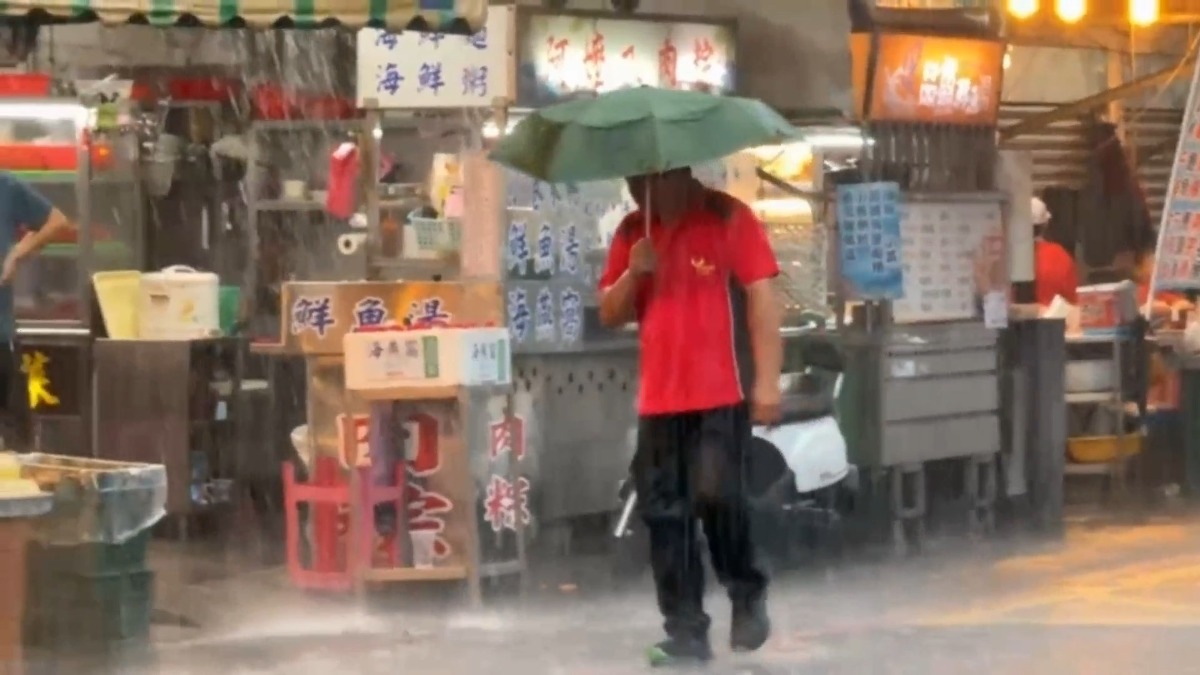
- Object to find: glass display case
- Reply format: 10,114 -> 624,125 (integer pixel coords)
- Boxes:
0,99 -> 144,328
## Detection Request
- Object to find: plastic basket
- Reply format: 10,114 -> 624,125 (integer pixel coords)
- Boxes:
409,217 -> 461,253
17,454 -> 166,546
92,271 -> 140,339
1067,434 -> 1143,464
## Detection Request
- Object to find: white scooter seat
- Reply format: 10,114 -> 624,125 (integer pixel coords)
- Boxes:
752,416 -> 849,494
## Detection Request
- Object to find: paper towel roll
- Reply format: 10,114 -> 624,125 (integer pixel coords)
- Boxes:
338,232 -> 367,255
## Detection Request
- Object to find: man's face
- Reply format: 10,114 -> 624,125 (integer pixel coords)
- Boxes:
625,170 -> 692,223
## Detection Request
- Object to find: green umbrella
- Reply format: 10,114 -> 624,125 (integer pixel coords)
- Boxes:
489,87 -> 802,184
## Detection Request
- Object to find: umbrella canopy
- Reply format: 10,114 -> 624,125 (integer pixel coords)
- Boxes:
490,87 -> 801,184
0,0 -> 486,30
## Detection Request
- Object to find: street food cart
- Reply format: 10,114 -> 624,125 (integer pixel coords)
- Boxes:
272,10 -> 530,595
0,94 -> 146,459
837,19 -> 1011,550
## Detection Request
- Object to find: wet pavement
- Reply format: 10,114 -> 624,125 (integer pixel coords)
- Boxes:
34,516 -> 1200,674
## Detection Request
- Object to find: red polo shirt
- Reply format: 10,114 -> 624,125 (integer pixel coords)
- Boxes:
599,190 -> 780,416
1034,239 -> 1078,305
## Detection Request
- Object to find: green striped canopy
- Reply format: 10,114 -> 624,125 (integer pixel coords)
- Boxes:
0,0 -> 486,30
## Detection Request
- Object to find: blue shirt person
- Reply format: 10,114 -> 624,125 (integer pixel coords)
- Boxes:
0,172 -> 74,337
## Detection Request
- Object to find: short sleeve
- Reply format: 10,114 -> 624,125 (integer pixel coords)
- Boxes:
728,203 -> 779,286
8,176 -> 53,232
598,214 -> 638,291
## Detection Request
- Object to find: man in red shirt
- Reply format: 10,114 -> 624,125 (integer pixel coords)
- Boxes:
599,168 -> 783,666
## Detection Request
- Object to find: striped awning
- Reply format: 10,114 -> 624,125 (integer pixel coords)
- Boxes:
0,0 -> 487,31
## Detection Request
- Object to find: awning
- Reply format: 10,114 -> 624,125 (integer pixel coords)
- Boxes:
0,0 -> 487,31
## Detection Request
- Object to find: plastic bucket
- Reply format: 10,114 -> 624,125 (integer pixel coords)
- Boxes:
219,286 -> 241,336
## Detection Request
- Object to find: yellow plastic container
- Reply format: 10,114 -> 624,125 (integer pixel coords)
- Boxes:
1067,434 -> 1143,464
92,270 -> 140,339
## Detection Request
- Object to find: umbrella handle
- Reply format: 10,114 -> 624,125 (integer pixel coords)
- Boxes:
644,181 -> 651,237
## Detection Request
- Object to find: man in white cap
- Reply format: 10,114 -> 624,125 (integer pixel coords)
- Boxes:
1031,196 -> 1078,306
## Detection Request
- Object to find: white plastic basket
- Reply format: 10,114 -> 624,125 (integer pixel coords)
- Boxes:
409,217 -> 461,253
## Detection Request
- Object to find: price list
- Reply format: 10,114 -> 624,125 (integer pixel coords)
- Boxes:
892,201 -> 1003,324
1154,56 -> 1200,290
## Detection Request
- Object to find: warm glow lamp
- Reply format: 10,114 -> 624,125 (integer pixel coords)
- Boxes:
1055,0 -> 1086,22
1130,0 -> 1159,25
1007,0 -> 1038,19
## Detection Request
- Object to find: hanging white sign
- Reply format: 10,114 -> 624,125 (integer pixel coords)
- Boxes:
356,6 -> 513,109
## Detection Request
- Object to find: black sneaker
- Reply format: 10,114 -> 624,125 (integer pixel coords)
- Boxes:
646,636 -> 713,667
730,595 -> 770,652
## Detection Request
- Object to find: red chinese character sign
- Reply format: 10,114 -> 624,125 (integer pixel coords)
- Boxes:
1151,52 -> 1200,292
518,12 -> 735,106
483,413 -> 530,533
337,410 -> 457,561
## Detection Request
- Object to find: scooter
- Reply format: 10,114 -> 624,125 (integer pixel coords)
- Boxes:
612,325 -> 856,572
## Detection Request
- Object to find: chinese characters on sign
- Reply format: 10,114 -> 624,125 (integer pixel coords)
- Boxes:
489,416 -> 526,461
533,222 -> 555,275
507,220 -> 531,273
892,201 -> 1004,324
852,33 -> 1003,125
534,287 -> 556,342
352,296 -> 390,329
405,297 -> 452,328
508,288 -> 531,343
484,475 -> 531,533
520,14 -> 735,105
559,223 -> 581,277
559,288 -> 583,344
291,296 -> 336,337
836,182 -> 904,300
356,7 -> 512,108
1153,57 -> 1200,290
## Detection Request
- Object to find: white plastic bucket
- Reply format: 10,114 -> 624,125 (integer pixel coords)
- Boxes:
138,265 -> 219,340
410,531 -> 437,568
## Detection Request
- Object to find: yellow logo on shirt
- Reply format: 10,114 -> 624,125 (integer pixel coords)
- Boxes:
691,257 -> 715,276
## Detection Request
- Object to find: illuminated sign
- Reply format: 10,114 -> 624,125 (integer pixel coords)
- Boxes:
23,351 -> 58,409
517,12 -> 736,106
851,33 -> 1003,125
19,345 -> 80,416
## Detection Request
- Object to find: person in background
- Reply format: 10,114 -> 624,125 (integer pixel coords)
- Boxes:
1132,245 -> 1193,321
0,172 -> 75,447
598,167 -> 781,667
1032,197 -> 1079,306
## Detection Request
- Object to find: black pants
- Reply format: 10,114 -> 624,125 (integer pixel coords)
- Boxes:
0,340 -> 30,449
633,403 -> 768,641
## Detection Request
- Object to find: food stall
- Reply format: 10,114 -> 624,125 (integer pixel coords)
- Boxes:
272,10 -> 532,595
0,93 -> 144,459
834,21 -> 1011,549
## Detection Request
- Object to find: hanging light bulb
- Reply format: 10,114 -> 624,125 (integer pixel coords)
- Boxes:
1055,0 -> 1086,22
1007,0 -> 1038,19
1130,0 -> 1159,26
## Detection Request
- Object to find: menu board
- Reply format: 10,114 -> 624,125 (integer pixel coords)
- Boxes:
502,161 -> 730,352
836,182 -> 905,300
893,200 -> 1004,324
356,7 -> 513,109
1152,55 -> 1200,290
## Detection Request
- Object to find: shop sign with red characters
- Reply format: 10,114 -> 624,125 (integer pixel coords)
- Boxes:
517,11 -> 735,106
337,410 -> 457,562
483,413 -> 531,533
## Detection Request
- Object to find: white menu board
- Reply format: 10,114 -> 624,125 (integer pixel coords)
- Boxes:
357,6 -> 513,109
893,200 -> 1004,324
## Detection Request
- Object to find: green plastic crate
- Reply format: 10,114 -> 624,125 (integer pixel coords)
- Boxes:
26,529 -> 150,577
25,570 -> 154,649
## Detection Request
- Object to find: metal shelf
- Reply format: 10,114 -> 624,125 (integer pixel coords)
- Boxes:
253,199 -> 329,213
1066,391 -> 1114,404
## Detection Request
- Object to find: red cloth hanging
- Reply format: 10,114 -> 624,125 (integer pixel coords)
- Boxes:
326,143 -> 359,219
